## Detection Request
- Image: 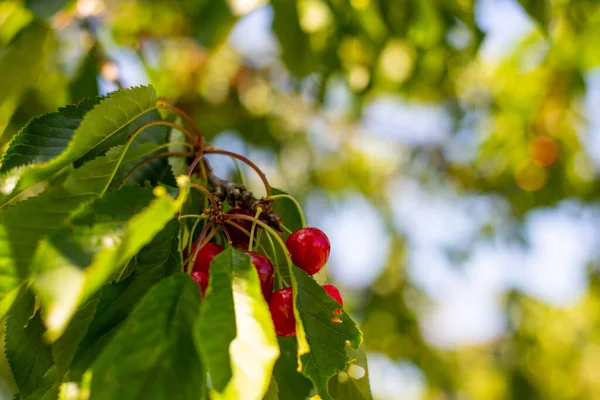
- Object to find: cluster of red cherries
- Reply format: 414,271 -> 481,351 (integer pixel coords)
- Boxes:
186,207 -> 343,336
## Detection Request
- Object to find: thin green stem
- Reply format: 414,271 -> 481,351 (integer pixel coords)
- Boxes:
267,194 -> 306,228
226,214 -> 292,276
265,232 -> 288,288
179,214 -> 209,220
103,120 -> 184,196
224,220 -> 268,254
248,207 -> 263,251
186,217 -> 206,266
254,229 -> 263,251
281,224 -> 293,235
156,102 -> 202,139
185,221 -> 215,272
221,224 -> 232,245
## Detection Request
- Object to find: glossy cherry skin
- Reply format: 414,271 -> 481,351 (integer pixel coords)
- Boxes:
190,242 -> 223,273
192,270 -> 209,297
246,251 -> 274,300
286,227 -> 330,276
226,207 -> 253,248
322,284 -> 343,306
268,287 -> 295,336
268,284 -> 344,336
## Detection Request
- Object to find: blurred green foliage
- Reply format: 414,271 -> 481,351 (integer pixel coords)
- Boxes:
2,0 -> 600,398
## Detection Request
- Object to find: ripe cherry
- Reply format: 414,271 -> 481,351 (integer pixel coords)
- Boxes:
192,270 -> 209,297
268,287 -> 295,337
286,227 -> 330,276
322,284 -> 343,306
246,251 -> 274,300
190,242 -> 223,273
268,284 -> 344,336
226,207 -> 253,248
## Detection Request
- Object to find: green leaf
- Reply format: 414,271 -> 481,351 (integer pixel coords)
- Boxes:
185,0 -> 236,49
0,85 -> 157,208
293,268 -> 362,400
0,98 -> 97,173
89,273 -> 203,400
271,0 -> 315,77
69,49 -> 99,103
0,22 -> 54,144
51,296 -> 99,379
0,146 -> 134,321
25,0 -> 70,18
195,250 -> 236,392
517,0 -> 551,33
5,289 -> 53,399
263,378 -> 279,400
328,345 -> 373,400
32,177 -> 189,340
68,218 -> 181,379
273,337 -> 313,400
196,248 -> 279,400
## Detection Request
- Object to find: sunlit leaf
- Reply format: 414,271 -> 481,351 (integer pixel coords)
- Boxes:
68,219 -> 181,379
0,85 -> 157,207
31,178 -> 189,340
196,248 -> 279,400
0,98 -> 97,172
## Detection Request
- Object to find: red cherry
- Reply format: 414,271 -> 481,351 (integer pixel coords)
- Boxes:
226,207 -> 253,248
192,270 -> 209,297
268,287 -> 295,336
285,227 -> 330,276
190,242 -> 223,273
246,251 -> 274,300
268,284 -> 343,336
322,284 -> 343,306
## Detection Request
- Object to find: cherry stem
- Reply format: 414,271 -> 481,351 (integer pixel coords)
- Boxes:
179,214 -> 209,220
187,222 -> 217,272
227,214 -> 293,279
190,183 -> 219,212
221,224 -> 232,245
120,151 -> 192,188
224,220 -> 268,254
204,147 -> 272,196
254,229 -> 263,251
266,194 -> 306,228
248,207 -> 263,251
152,120 -> 197,143
188,155 -> 203,176
104,120 -> 186,195
264,231 -> 288,288
281,224 -> 293,235
186,216 -> 206,263
156,102 -> 202,140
